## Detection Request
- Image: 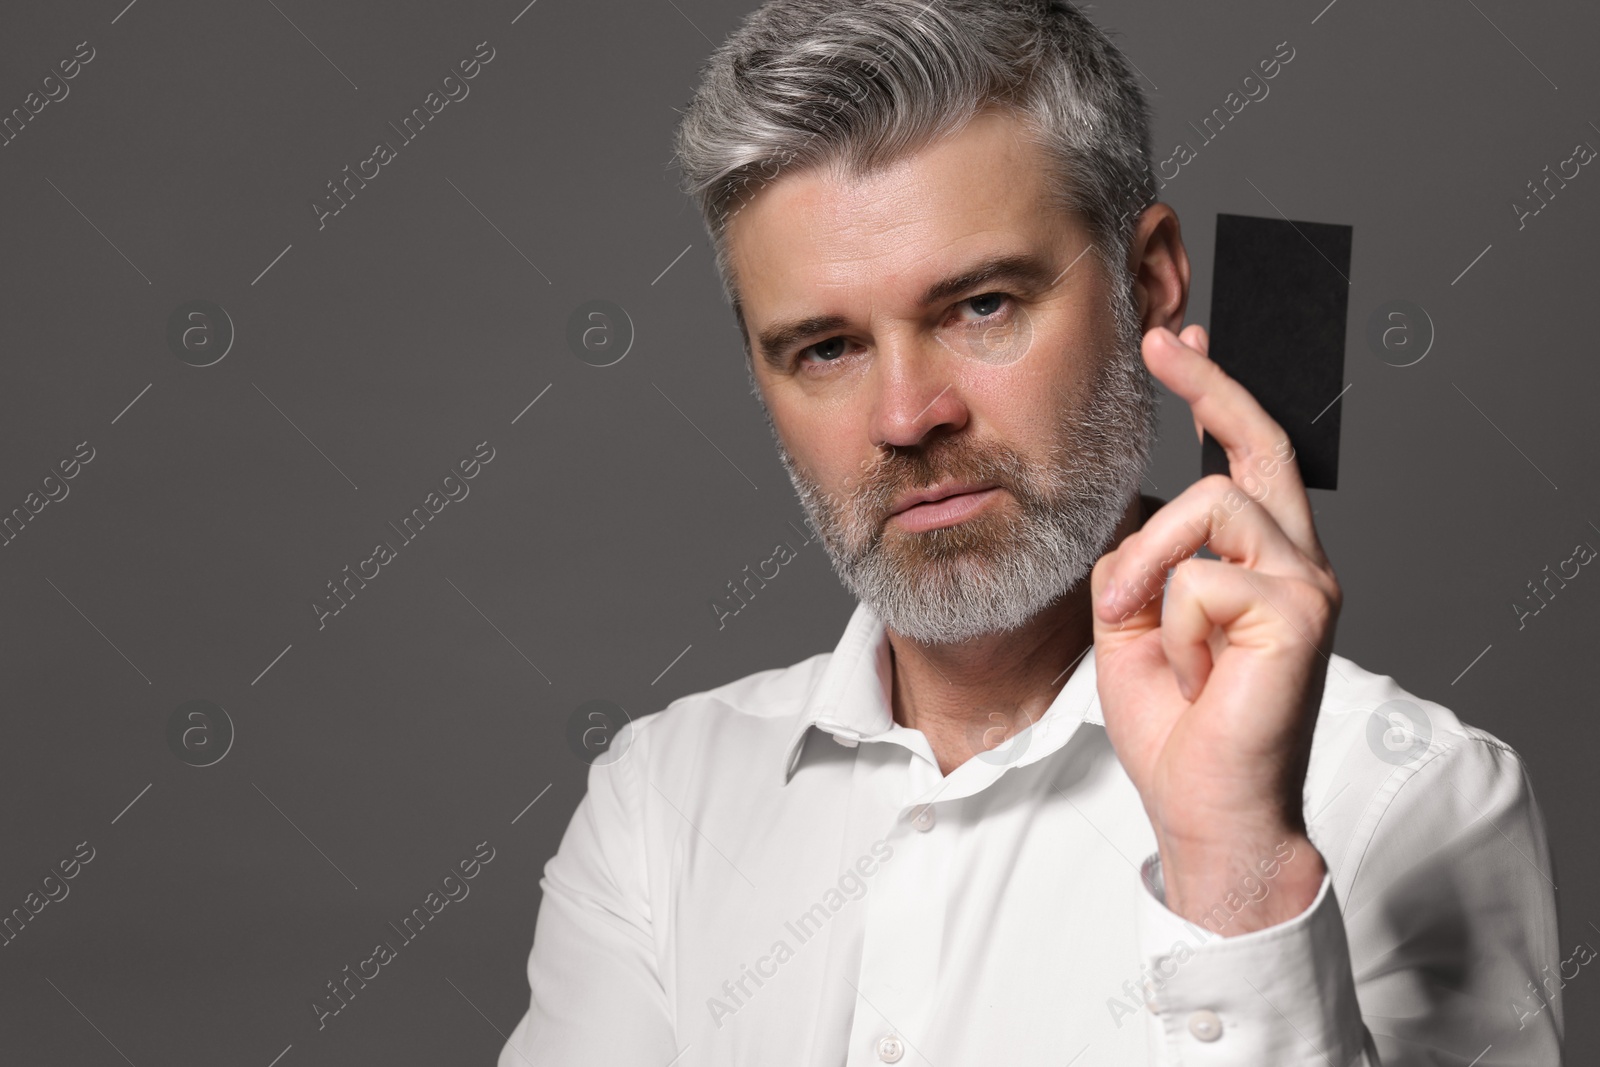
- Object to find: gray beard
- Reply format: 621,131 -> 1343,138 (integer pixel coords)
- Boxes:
757,265 -> 1158,646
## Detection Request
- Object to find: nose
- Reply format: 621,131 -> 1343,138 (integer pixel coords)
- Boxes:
865,329 -> 970,450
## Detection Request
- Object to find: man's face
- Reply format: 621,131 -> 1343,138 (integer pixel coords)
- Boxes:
727,107 -> 1158,644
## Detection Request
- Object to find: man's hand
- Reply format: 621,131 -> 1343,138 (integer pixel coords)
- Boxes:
1088,323 -> 1339,934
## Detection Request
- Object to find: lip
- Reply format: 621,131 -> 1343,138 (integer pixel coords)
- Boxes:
887,483 -> 1003,532
888,481 -> 1000,517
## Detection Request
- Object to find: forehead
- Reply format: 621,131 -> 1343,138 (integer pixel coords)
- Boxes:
726,109 -> 1076,333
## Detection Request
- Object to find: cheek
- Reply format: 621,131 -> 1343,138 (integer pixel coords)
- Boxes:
953,347 -> 1076,443
1039,322 -> 1120,415
779,423 -> 866,499
770,388 -> 876,479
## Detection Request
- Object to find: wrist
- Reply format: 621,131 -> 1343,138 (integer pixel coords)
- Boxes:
1155,829 -> 1326,937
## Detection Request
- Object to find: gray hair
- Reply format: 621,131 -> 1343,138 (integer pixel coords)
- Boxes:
670,0 -> 1158,357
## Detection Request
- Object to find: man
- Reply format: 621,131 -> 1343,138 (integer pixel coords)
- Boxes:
500,1 -> 1561,1062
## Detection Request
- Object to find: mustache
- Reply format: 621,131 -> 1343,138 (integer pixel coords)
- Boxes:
855,443 -> 1023,516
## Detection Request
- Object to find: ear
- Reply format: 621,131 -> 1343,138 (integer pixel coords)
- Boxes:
1126,204 -> 1193,342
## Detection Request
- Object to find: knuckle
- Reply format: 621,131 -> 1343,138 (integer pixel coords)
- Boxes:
1290,580 -> 1336,628
1324,572 -> 1344,615
1168,556 -> 1204,590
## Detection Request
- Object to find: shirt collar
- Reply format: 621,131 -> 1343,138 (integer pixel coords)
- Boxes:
779,599 -> 1105,786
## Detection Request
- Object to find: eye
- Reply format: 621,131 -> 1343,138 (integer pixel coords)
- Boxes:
791,292 -> 1014,371
796,336 -> 851,367
955,291 -> 1011,321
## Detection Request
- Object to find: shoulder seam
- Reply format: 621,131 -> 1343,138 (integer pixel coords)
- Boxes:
1340,729 -> 1521,901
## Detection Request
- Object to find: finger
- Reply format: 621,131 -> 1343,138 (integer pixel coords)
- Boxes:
1160,557 -> 1250,701
1091,546 -> 1161,639
1142,325 -> 1323,563
1159,557 -> 1306,702
1183,325 -> 1207,444
1098,474 -> 1306,622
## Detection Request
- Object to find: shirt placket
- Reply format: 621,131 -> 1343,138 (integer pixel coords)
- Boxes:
843,739 -> 951,1066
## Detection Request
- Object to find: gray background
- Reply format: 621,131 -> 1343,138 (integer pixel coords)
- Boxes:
1,0 -> 1595,1062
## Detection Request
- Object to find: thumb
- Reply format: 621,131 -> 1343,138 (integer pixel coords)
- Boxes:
1090,547 -> 1163,649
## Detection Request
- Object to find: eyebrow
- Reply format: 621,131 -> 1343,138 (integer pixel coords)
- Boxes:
753,251 -> 1066,369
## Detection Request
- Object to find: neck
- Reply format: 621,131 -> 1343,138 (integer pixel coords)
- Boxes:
887,491 -> 1154,775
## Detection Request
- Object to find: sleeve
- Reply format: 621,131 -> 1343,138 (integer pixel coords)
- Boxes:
498,721 -> 680,1065
1131,731 -> 1562,1066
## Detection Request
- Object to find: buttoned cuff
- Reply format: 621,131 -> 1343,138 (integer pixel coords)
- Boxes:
1134,853 -> 1371,1065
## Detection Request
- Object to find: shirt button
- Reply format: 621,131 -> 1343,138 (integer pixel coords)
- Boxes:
910,805 -> 935,832
876,1033 -> 905,1062
1187,1008 -> 1223,1041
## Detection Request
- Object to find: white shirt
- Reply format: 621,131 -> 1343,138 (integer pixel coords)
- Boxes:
499,598 -> 1562,1065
